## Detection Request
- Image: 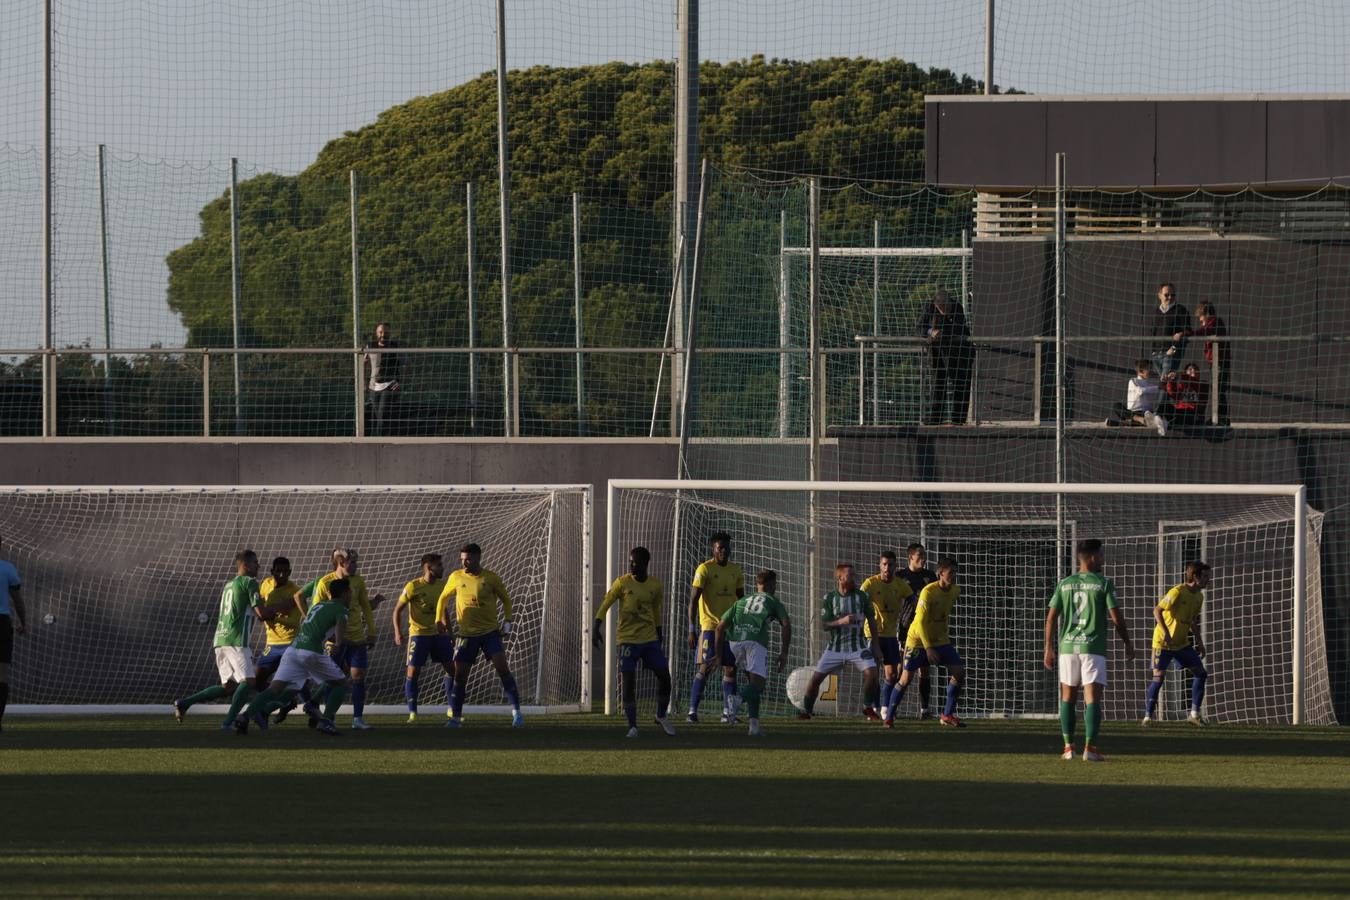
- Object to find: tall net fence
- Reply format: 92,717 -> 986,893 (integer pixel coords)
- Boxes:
611,483 -> 1337,725
2,485 -> 591,710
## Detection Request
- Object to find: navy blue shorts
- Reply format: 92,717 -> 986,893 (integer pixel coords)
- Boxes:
255,643 -> 288,671
1152,646 -> 1205,673
619,640 -> 669,674
335,642 -> 370,671
904,644 -> 962,672
455,630 -> 505,665
875,637 -> 902,666
698,630 -> 735,667
408,634 -> 454,668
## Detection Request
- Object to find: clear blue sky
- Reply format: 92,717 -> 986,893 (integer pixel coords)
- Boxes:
2,0 -> 1347,348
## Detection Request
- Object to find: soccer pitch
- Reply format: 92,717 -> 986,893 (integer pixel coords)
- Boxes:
0,716 -> 1346,898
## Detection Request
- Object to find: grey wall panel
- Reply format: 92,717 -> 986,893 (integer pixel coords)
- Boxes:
1048,102 -> 1155,187
972,240 -> 1049,421
1154,102 -> 1266,187
1228,243 -> 1320,421
934,102 -> 1047,187
926,101 -> 940,184
1315,245 -> 1350,421
1267,101 -> 1335,184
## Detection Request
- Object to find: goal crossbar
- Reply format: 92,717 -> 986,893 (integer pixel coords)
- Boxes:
606,480 -> 1313,724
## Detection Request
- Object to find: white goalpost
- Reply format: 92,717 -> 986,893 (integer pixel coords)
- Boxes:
606,480 -> 1337,726
1,484 -> 592,716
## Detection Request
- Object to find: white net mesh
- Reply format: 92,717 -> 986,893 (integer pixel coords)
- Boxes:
2,485 -> 590,710
612,482 -> 1337,725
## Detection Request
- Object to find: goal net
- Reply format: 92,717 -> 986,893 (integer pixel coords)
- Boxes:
2,485 -> 591,714
607,480 -> 1337,726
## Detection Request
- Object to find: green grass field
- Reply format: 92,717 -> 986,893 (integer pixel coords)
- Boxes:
1,714 -> 1347,898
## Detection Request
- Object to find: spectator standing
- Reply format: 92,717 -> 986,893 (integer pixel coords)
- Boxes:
366,322 -> 404,437
917,288 -> 973,425
1191,303 -> 1230,424
1149,283 -> 1190,378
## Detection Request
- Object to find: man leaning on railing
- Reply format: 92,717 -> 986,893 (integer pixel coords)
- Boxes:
917,288 -> 972,426
366,322 -> 404,437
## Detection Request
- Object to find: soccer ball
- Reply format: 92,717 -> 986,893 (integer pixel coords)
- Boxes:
785,666 -> 837,715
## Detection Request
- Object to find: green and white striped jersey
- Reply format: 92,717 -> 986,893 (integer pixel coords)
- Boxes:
820,589 -> 871,652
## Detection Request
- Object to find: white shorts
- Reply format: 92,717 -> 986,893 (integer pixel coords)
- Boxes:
730,641 -> 769,678
214,646 -> 255,683
814,647 -> 877,675
1058,652 -> 1107,686
274,647 -> 346,688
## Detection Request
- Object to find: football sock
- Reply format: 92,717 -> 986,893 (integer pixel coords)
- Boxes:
1145,678 -> 1164,717
722,676 -> 737,708
1059,700 -> 1076,745
803,688 -> 817,715
442,675 -> 455,707
886,681 -> 909,718
405,677 -> 419,712
864,680 -> 881,711
322,683 -> 347,721
451,682 -> 466,719
880,679 -> 895,710
689,672 -> 706,712
655,671 -> 672,719
499,672 -> 520,711
298,684 -> 315,705
351,681 -> 367,717
1191,669 -> 1208,711
244,686 -> 278,717
262,689 -> 293,716
223,681 -> 254,724
621,674 -> 638,729
743,681 -> 761,720
180,684 -> 229,709
0,681 -> 8,724
918,669 -> 932,711
1084,702 -> 1102,744
944,680 -> 962,717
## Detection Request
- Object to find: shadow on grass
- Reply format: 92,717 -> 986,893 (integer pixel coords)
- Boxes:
2,771 -> 1349,896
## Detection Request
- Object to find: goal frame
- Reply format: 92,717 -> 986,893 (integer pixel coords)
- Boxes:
3,483 -> 593,716
605,480 -> 1311,724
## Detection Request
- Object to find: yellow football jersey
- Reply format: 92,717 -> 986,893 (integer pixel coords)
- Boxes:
906,581 -> 959,649
438,568 -> 512,638
400,577 -> 447,637
597,574 -> 664,644
692,560 -> 744,631
861,574 -> 913,639
1153,584 -> 1204,650
314,571 -> 375,643
259,576 -> 303,646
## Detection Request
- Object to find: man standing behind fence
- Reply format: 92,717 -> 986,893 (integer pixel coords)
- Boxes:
918,288 -> 972,425
366,322 -> 404,437
1149,283 -> 1190,378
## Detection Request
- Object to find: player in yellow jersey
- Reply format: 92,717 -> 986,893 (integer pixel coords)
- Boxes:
594,546 -> 675,738
391,553 -> 453,724
861,550 -> 913,721
301,549 -> 386,730
686,531 -> 745,724
884,557 -> 967,728
1143,560 -> 1211,726
246,556 -> 316,727
437,542 -> 523,727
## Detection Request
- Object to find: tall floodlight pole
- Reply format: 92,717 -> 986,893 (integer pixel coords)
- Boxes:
42,0 -> 53,436
573,191 -> 585,435
97,145 -> 113,434
1054,152 -> 1067,576
496,0 -> 514,436
466,181 -> 478,431
984,0 -> 995,94
778,210 -> 790,438
229,157 -> 243,431
674,0 -> 699,418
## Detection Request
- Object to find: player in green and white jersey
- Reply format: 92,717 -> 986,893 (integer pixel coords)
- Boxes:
714,570 -> 792,736
797,563 -> 880,720
235,577 -> 356,737
1044,539 -> 1135,762
173,550 -> 292,730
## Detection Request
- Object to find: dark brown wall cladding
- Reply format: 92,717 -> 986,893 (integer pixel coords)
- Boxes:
927,97 -> 1350,187
1315,244 -> 1350,419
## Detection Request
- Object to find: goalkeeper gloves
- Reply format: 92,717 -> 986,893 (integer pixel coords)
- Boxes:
592,621 -> 604,647
501,621 -> 513,637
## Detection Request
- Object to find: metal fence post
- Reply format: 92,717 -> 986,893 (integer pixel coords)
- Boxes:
496,0 -> 514,437
350,170 -> 365,438
229,158 -> 243,433
872,219 -> 880,425
466,181 -> 478,431
1211,344 -> 1220,425
573,191 -> 585,435
511,349 -> 521,436
202,349 -> 211,437
778,209 -> 790,438
97,144 -> 113,435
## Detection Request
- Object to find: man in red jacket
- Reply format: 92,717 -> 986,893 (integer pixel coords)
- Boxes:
1191,303 -> 1229,423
